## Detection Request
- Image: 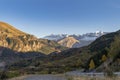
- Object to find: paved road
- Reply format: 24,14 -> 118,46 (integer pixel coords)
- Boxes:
9,71 -> 120,80
66,70 -> 120,77
24,75 -> 66,80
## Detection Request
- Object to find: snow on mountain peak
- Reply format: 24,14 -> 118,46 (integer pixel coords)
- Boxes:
43,31 -> 107,41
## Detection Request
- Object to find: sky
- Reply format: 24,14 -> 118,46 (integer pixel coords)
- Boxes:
0,0 -> 120,37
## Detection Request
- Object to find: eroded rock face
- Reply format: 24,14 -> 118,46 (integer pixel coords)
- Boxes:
58,37 -> 79,48
0,22 -> 66,54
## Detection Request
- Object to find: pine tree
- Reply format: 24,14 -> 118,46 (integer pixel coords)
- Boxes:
102,55 -> 107,62
89,59 -> 95,70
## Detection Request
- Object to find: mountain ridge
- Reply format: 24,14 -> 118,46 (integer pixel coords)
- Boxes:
43,31 -> 107,48
0,22 -> 26,37
0,22 -> 66,54
43,31 -> 107,41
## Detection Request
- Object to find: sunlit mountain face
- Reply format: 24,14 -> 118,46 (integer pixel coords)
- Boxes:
0,22 -> 67,54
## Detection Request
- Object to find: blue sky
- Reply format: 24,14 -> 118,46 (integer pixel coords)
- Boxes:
0,0 -> 120,37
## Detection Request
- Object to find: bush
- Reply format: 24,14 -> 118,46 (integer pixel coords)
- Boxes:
0,71 -> 21,79
6,71 -> 20,78
0,71 -> 8,79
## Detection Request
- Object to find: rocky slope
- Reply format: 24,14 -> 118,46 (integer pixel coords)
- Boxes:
58,36 -> 79,48
0,22 -> 66,54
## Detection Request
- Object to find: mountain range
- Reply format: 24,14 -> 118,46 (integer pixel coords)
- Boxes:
8,29 -> 120,75
0,21 -> 120,79
43,31 -> 107,48
0,22 -> 66,54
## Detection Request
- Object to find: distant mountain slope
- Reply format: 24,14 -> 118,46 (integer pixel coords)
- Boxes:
0,22 -> 66,54
58,36 -> 79,48
43,31 -> 107,48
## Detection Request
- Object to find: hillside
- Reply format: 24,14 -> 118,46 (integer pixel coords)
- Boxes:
0,22 -> 26,37
0,22 -> 66,54
0,47 -> 46,64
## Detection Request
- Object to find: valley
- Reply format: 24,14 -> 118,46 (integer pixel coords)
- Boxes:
0,22 -> 120,80
1,0 -> 120,80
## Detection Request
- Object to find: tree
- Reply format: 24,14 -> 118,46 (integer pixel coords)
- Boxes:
89,59 -> 95,70
102,55 -> 107,62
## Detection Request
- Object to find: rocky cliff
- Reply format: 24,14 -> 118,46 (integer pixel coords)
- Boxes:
0,22 -> 66,54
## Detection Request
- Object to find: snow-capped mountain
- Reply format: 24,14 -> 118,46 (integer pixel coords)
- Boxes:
79,31 -> 107,41
43,31 -> 108,48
